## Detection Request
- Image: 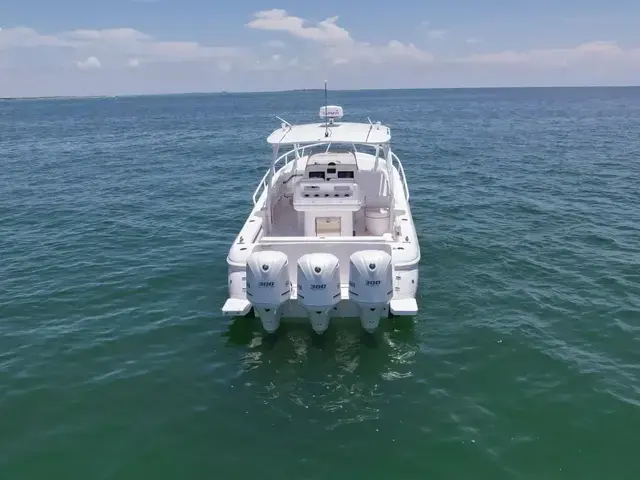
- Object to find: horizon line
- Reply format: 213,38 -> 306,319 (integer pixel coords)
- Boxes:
2,84 -> 639,101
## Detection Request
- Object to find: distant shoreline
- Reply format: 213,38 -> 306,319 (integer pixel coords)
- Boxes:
2,85 -> 639,101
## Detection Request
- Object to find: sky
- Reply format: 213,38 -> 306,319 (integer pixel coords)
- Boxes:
1,1 -> 639,97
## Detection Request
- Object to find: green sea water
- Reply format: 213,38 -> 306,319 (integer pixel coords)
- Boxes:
1,88 -> 639,479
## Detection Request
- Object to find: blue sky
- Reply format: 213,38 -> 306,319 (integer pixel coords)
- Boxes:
1,1 -> 639,96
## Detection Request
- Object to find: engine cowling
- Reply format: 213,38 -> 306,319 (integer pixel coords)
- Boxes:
246,250 -> 291,333
296,253 -> 341,334
348,250 -> 393,332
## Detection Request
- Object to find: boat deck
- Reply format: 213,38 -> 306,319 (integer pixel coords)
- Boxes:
270,195 -> 377,237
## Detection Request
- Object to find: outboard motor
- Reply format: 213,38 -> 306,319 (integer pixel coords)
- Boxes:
246,250 -> 291,333
348,250 -> 393,332
296,253 -> 341,334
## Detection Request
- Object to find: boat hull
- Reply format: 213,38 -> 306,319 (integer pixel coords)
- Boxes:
222,265 -> 419,333
221,155 -> 420,333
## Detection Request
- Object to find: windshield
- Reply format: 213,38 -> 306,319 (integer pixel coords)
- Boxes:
300,143 -> 384,159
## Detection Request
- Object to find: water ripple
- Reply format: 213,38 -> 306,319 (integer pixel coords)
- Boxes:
1,89 -> 640,479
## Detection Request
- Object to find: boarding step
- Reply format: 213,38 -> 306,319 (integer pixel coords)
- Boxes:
389,298 -> 418,316
222,298 -> 251,316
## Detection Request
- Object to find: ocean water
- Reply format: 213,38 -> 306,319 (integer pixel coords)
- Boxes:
1,87 -> 639,479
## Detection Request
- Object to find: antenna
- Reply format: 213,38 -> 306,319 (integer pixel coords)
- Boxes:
324,80 -> 329,137
318,87 -> 343,127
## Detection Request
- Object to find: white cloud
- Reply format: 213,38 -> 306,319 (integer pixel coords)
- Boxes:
324,39 -> 434,66
454,41 -> 631,67
247,9 -> 351,44
420,21 -> 446,41
265,39 -> 286,49
64,28 -> 151,42
0,26 -> 246,63
378,40 -> 434,62
76,56 -> 102,70
428,30 -> 446,40
1,12 -> 640,97
0,26 -> 254,96
247,9 -> 433,66
0,27 -> 68,48
137,40 -> 242,61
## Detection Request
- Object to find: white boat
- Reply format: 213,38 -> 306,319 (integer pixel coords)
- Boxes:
221,102 -> 420,334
